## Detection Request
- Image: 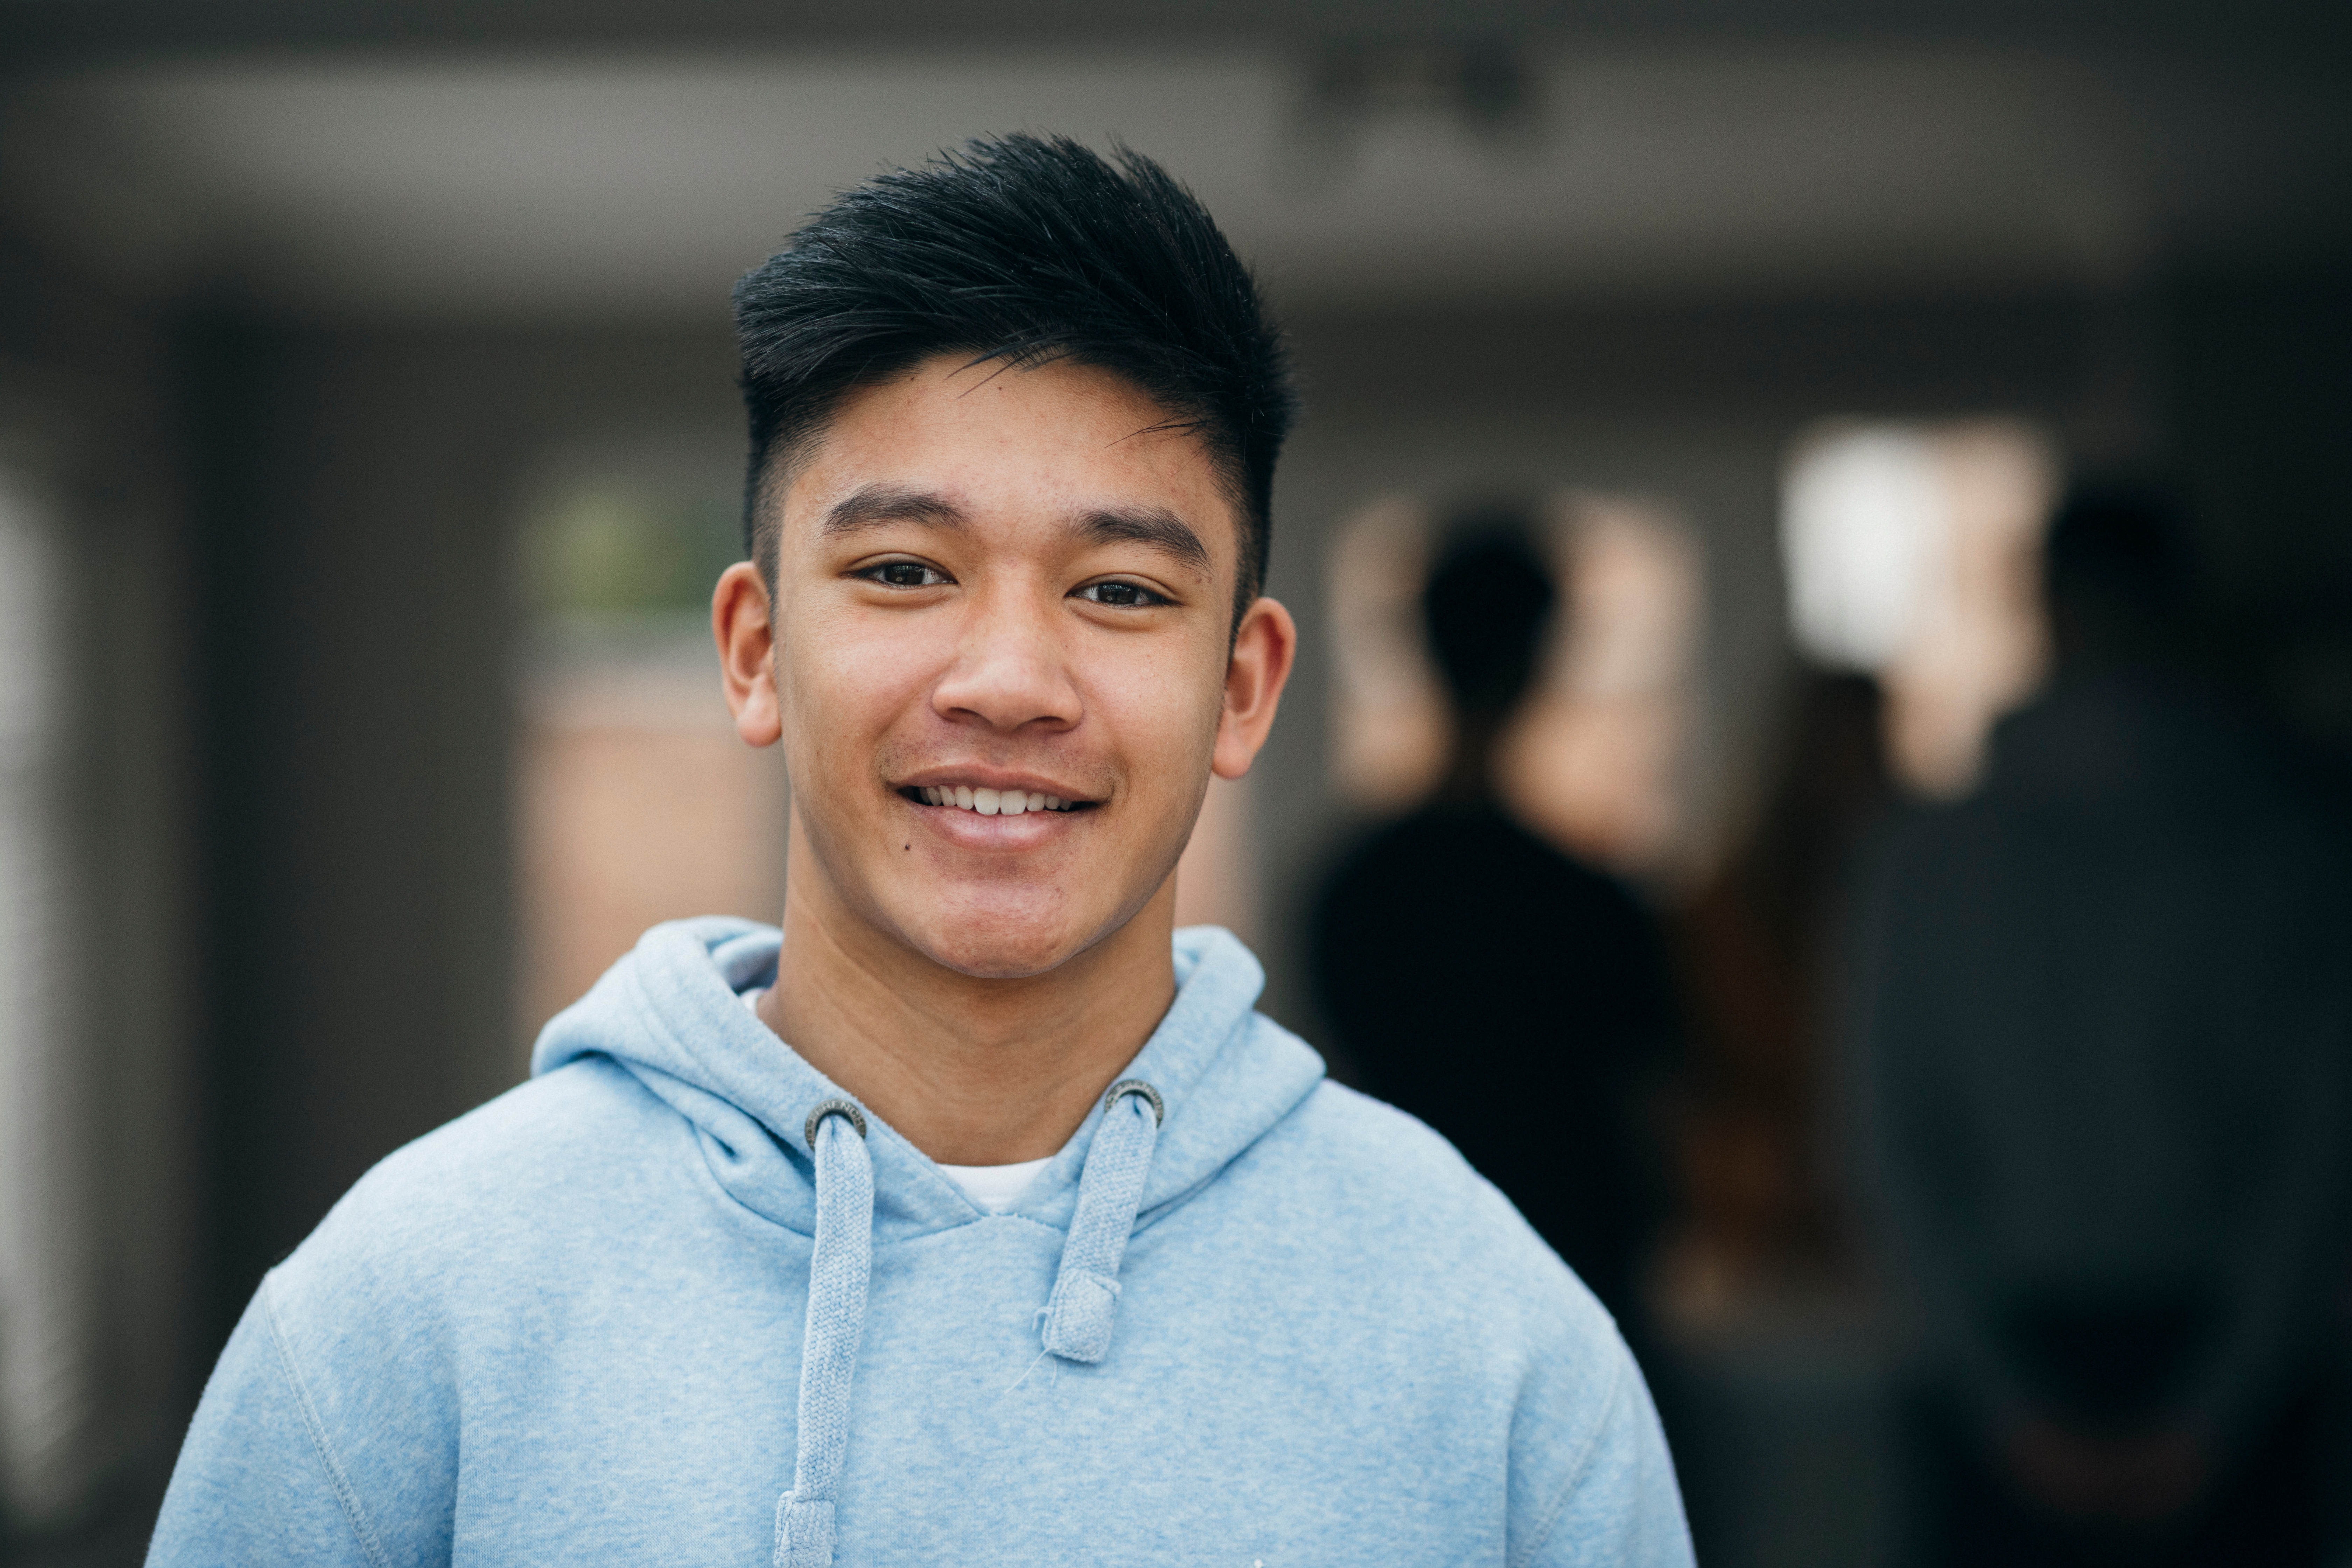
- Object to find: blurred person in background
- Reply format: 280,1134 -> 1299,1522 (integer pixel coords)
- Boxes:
1846,487 -> 2352,1566
146,139 -> 1691,1566
1309,513 -> 1680,1339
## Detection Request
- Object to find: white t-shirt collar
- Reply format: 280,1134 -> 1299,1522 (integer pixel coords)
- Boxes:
742,987 -> 1050,1214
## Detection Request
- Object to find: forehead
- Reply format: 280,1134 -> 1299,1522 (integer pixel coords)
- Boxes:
776,355 -> 1238,555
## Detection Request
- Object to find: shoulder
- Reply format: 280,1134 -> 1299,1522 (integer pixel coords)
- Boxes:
267,1057 -> 699,1329
338,1056 -> 686,1236
1276,1077 -> 1506,1202
1249,1073 -> 1621,1348
1539,843 -> 1662,937
1231,1074 -> 1674,1554
1310,814 -> 1430,906
195,1061 -> 698,1556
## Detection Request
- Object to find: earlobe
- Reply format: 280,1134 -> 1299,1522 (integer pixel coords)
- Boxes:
1211,596 -> 1297,780
713,561 -> 784,748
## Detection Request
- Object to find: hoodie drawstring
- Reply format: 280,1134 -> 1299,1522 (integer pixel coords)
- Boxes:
776,1099 -> 873,1568
1038,1079 -> 1164,1363
776,1079 -> 1162,1563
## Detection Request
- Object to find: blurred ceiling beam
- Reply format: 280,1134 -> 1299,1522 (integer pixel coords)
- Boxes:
1,2 -> 2342,321
3,0 -> 2347,69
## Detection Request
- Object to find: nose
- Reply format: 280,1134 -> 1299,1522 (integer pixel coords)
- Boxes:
930,580 -> 1082,736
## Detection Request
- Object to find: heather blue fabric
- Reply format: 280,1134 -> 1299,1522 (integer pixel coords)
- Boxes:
776,1107 -> 872,1568
1037,1084 -> 1159,1363
150,919 -> 1693,1566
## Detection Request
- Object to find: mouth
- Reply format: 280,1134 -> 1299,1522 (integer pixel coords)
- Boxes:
898,783 -> 1095,817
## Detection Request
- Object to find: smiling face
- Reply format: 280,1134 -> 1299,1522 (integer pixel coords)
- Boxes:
716,352 -> 1293,982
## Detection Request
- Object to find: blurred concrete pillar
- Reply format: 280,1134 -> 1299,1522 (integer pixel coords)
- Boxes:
186,318 -> 520,1352
184,320 -> 738,1351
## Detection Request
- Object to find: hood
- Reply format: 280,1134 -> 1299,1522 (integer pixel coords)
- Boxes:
530,917 -> 1324,1243
533,919 -> 1323,1566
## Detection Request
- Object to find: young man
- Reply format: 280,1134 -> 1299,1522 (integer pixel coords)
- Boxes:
150,135 -> 1690,1566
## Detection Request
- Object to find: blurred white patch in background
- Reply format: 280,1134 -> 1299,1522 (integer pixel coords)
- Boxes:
0,470 -> 91,1526
1783,427 -> 1949,673
1327,492 -> 1704,880
1782,420 -> 2057,796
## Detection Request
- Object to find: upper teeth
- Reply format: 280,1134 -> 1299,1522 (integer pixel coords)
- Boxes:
919,786 -> 1073,815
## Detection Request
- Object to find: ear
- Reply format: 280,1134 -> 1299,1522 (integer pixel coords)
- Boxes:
1211,596 -> 1297,780
714,560 -> 782,748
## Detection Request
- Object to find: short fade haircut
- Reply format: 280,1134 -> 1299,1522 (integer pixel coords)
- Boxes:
732,133 -> 1298,624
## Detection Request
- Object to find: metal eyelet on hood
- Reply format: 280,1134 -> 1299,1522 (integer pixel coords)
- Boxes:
1104,1078 -> 1165,1125
803,1097 -> 868,1148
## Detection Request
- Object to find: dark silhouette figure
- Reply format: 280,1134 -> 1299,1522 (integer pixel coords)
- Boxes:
1846,489 -> 2352,1567
1309,511 -> 1678,1328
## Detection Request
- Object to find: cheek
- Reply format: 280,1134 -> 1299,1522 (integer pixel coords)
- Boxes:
1085,644 -> 1226,783
779,606 -> 938,769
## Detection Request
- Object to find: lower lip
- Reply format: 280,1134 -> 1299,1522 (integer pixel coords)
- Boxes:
905,796 -> 1086,848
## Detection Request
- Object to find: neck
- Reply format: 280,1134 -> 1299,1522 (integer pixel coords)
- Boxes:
1436,708 -> 1510,804
758,814 -> 1178,1166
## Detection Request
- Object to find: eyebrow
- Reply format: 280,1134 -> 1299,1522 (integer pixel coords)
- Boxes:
824,485 -> 1212,577
1073,506 -> 1211,576
822,484 -> 968,536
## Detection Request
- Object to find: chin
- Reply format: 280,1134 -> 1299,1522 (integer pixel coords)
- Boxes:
887,877 -> 1135,980
912,922 -> 1088,981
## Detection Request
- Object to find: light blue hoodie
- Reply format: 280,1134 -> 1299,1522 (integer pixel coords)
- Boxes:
150,919 -> 1691,1566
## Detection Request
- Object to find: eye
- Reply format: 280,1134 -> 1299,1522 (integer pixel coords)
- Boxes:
859,560 -> 951,589
1073,579 -> 1171,609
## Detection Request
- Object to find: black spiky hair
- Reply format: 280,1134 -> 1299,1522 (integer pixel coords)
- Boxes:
731,133 -> 1297,621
